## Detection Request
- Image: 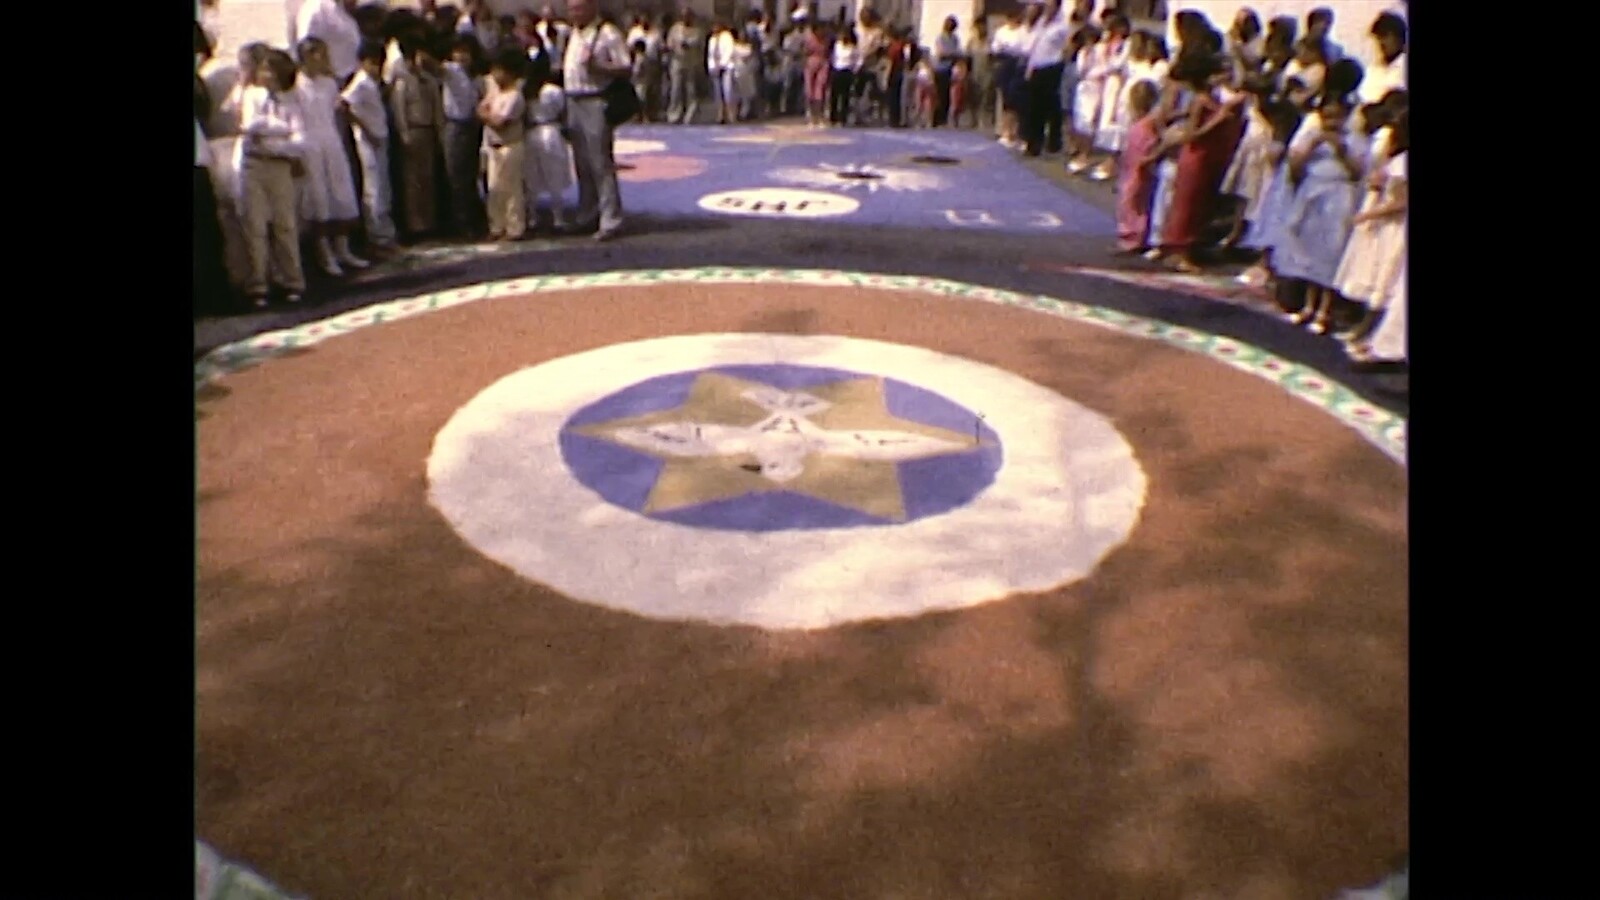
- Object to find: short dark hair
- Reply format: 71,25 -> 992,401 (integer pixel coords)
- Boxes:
1371,12 -> 1407,44
357,40 -> 386,65
1323,57 -> 1365,97
296,35 -> 327,64
399,31 -> 432,60
1308,7 -> 1334,28
1169,49 -> 1222,88
490,46 -> 527,76
1264,98 -> 1303,143
263,49 -> 299,90
523,46 -> 553,89
384,9 -> 422,41
1235,10 -> 1261,40
1388,112 -> 1409,156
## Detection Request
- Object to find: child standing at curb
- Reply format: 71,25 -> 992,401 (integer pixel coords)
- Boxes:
441,33 -> 487,239
238,50 -> 308,307
295,37 -> 369,277
390,34 -> 446,239
1115,80 -> 1161,253
341,42 -> 398,255
478,48 -> 528,241
521,50 -> 573,234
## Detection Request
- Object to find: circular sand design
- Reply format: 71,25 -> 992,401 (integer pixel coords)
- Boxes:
616,153 -> 709,182
711,125 -> 854,146
427,334 -> 1146,629
613,138 -> 668,155
197,270 -> 1407,900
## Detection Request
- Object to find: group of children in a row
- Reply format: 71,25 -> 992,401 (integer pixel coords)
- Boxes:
1087,7 -> 1408,365
197,23 -> 578,309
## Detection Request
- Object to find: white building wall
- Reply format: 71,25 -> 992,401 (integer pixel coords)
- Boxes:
915,0 -> 974,50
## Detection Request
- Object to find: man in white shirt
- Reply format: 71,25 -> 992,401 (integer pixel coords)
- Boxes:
665,10 -> 707,124
1358,12 -> 1407,106
1022,0 -> 1070,157
297,0 -> 362,84
563,0 -> 632,241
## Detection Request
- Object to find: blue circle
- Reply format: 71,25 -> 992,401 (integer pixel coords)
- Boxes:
558,364 -> 1004,532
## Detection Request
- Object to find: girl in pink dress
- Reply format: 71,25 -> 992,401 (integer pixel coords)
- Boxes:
1151,53 -> 1246,272
1115,80 -> 1162,253
803,21 -> 831,127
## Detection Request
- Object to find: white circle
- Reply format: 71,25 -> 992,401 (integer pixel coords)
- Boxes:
613,138 -> 668,155
697,188 -> 861,219
427,334 -> 1147,630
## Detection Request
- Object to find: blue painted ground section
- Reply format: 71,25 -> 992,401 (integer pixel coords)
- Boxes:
612,124 -> 1117,237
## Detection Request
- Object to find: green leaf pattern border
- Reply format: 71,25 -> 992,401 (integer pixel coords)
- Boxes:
194,268 -> 1406,464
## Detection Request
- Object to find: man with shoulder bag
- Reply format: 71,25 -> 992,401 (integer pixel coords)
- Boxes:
562,0 -> 632,241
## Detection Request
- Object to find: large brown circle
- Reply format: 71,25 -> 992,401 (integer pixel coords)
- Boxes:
197,283 -> 1406,900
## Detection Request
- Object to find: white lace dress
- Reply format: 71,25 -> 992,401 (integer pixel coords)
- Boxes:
523,83 -> 575,197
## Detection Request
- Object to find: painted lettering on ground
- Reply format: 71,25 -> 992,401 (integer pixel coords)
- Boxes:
698,189 -> 861,219
943,210 -> 1064,229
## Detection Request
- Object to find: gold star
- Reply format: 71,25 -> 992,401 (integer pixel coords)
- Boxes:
572,371 -> 985,521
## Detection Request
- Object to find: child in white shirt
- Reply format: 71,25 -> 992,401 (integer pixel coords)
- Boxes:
478,48 -> 528,241
295,37 -> 368,276
340,42 -> 398,252
238,51 -> 308,306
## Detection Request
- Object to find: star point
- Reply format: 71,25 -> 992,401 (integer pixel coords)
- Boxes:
571,371 -> 982,519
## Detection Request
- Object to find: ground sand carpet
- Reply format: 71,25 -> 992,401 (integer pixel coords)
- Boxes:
196,278 -> 1407,900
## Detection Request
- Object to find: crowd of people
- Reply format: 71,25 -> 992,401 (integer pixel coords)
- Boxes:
194,0 -> 630,311
193,1 -> 1405,369
1087,4 -> 1408,368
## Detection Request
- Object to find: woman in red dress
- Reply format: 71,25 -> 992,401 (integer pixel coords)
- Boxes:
1150,52 -> 1247,272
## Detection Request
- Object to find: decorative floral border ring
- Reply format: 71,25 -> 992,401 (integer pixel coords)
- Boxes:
194,268 -> 1406,464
